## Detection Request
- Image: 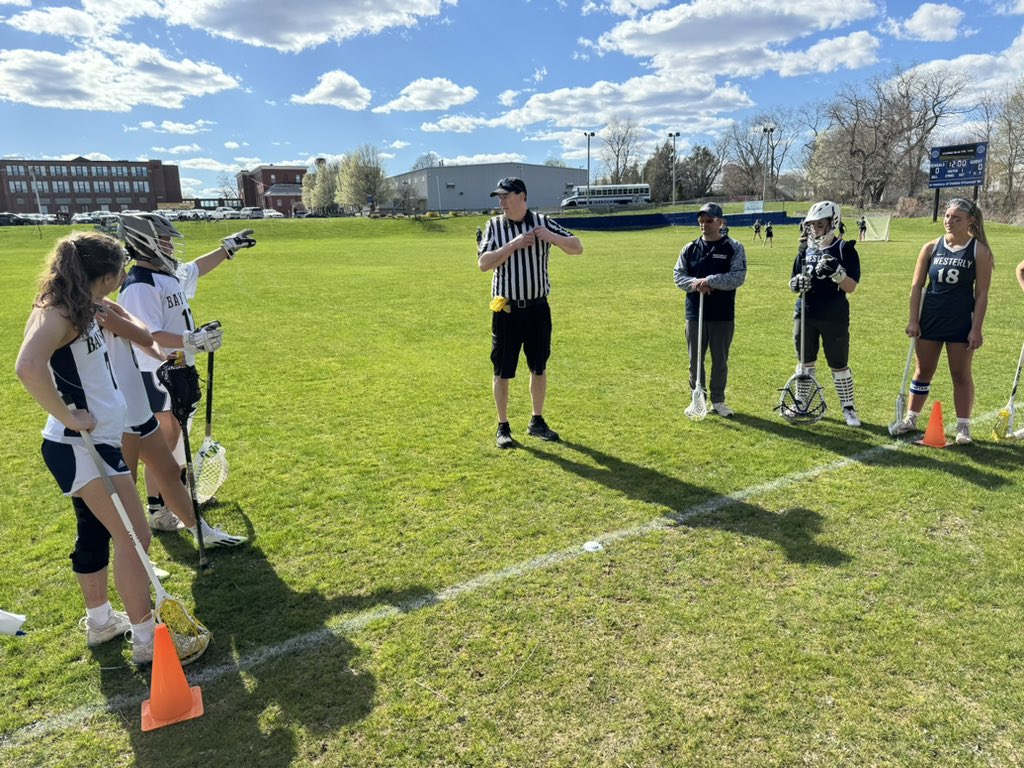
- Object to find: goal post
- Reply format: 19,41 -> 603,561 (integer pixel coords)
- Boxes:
861,213 -> 892,242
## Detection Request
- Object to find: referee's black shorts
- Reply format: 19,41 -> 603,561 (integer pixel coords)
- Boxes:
491,302 -> 552,378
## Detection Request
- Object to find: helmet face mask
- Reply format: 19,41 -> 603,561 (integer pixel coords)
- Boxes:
804,201 -> 841,248
119,213 -> 184,274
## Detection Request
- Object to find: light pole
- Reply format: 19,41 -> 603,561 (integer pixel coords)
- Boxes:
668,131 -> 680,205
761,124 -> 775,205
583,131 -> 595,207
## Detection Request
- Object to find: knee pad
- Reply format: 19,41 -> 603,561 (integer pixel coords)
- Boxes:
910,379 -> 931,397
69,496 -> 111,574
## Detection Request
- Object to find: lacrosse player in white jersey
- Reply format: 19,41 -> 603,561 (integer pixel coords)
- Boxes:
116,213 -> 254,531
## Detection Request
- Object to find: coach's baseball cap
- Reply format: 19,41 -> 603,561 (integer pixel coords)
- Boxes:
490,177 -> 527,196
698,202 -> 723,219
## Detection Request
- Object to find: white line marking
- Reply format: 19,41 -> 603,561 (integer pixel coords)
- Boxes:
0,438 -> 919,748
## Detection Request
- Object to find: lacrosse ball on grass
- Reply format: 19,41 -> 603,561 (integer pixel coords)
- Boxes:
582,541 -> 604,553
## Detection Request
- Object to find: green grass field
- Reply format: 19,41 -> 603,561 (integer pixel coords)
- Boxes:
1,215 -> 1023,767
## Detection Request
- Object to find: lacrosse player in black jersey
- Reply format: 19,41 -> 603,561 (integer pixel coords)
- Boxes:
894,198 -> 993,444
788,201 -> 862,426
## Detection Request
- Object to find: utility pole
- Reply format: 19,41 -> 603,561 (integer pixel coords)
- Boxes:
668,131 -> 680,205
583,131 -> 596,208
761,124 -> 775,205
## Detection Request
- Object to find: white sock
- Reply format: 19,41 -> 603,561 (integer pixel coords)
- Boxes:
957,417 -> 970,427
131,617 -> 155,645
86,602 -> 113,626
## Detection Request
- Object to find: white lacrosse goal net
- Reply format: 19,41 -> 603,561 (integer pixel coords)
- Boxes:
859,213 -> 892,241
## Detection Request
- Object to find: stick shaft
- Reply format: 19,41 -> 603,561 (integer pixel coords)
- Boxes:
205,351 -> 214,440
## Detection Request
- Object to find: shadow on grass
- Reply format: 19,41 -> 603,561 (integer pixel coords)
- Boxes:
93,504 -> 435,768
523,440 -> 850,567
729,412 -> 1012,487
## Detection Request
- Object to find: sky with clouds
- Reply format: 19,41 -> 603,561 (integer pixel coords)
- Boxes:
1,0 -> 1022,198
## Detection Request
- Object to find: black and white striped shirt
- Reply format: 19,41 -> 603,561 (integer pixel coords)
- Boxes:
479,209 -> 575,300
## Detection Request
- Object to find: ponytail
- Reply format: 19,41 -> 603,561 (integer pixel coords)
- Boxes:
35,232 -> 126,337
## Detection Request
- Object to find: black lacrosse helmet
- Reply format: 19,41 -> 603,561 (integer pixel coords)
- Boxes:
157,359 -> 201,424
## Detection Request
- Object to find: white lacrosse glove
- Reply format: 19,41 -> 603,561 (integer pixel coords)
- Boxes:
829,264 -> 847,283
182,321 -> 223,354
814,254 -> 847,283
221,229 -> 256,259
789,273 -> 812,293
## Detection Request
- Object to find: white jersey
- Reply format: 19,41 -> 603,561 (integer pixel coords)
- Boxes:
118,262 -> 200,370
42,319 -> 127,446
105,330 -> 153,429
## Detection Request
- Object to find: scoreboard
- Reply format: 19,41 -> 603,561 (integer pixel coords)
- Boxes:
928,142 -> 987,189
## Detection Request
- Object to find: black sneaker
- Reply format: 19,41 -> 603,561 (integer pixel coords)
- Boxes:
496,422 -> 514,449
527,416 -> 560,442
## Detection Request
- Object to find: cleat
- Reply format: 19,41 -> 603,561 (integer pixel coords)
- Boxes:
199,521 -> 248,548
130,634 -> 154,666
711,402 -> 734,418
892,415 -> 918,435
79,611 -> 130,646
495,422 -> 513,449
527,416 -> 560,442
955,424 -> 973,445
130,628 -> 209,666
842,406 -> 861,427
148,505 -> 184,531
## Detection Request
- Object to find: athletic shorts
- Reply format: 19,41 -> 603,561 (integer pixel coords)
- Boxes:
491,301 -> 552,379
920,311 -> 971,344
141,370 -> 171,413
41,439 -> 130,496
794,317 -> 850,369
129,414 -> 161,438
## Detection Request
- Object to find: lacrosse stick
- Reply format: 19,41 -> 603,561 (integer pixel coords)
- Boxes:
684,291 -> 708,420
157,358 -> 209,569
888,336 -> 917,436
993,339 -> 1024,440
778,255 -> 826,424
68,402 -> 210,664
194,349 -> 228,504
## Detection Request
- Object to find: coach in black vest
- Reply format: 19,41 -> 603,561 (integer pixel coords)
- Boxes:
672,203 -> 748,417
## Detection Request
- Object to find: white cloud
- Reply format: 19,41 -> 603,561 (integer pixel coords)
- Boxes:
532,66 -> 548,83
151,143 -> 202,154
139,0 -> 454,53
388,139 -> 411,148
224,141 -> 240,149
498,89 -> 520,106
233,156 -> 262,166
442,152 -> 528,165
137,119 -> 217,134
380,152 -> 396,159
583,0 -> 668,15
0,43 -> 237,112
912,28 -> 1024,98
177,157 -> 247,173
291,70 -> 372,110
58,152 -> 112,161
6,7 -> 103,39
775,31 -> 881,76
420,114 -> 502,133
882,3 -> 965,41
372,77 -> 477,113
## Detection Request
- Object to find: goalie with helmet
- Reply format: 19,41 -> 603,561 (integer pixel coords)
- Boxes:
117,213 -> 255,532
787,201 -> 862,426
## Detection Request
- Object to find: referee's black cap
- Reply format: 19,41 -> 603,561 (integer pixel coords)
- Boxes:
490,177 -> 527,197
698,202 -> 723,218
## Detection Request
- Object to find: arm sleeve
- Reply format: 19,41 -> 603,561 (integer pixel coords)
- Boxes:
182,262 -> 200,300
842,242 -> 861,282
544,217 -> 574,239
673,246 -> 694,291
708,241 -> 747,291
477,219 -> 496,257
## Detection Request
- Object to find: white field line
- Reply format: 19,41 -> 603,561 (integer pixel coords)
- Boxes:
1,438 -> 913,748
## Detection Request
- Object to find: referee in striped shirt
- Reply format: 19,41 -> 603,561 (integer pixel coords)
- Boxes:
478,177 -> 583,449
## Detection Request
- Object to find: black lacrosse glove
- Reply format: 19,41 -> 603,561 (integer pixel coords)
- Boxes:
814,254 -> 848,284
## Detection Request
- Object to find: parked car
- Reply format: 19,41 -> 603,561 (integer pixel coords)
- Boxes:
70,212 -> 96,224
0,211 -> 31,225
262,209 -> 284,218
210,206 -> 242,220
238,207 -> 264,219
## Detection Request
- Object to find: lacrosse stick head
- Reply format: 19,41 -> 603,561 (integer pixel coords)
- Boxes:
194,437 -> 229,504
888,393 -> 907,436
156,360 -> 201,426
684,388 -> 708,421
778,373 -> 827,424
155,596 -> 211,666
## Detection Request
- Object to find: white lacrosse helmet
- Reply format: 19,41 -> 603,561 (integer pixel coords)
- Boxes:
804,201 -> 841,247
119,213 -> 184,274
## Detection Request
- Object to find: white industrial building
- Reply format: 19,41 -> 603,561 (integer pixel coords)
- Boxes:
389,162 -> 587,213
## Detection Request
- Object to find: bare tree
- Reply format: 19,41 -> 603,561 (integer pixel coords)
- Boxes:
215,172 -> 237,200
337,144 -> 394,213
411,152 -> 441,171
543,157 -> 567,167
599,116 -> 642,184
721,110 -> 799,200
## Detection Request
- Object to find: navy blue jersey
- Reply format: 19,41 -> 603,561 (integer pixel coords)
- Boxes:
919,238 -> 977,343
791,239 -> 860,322
673,236 -> 747,321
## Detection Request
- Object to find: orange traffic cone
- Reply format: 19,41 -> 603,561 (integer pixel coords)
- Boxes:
916,401 -> 948,448
141,624 -> 204,731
